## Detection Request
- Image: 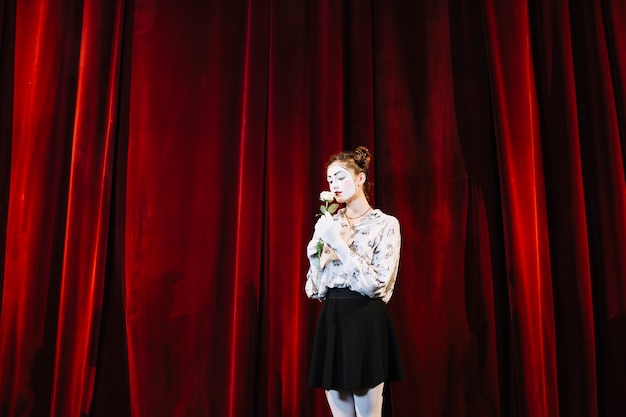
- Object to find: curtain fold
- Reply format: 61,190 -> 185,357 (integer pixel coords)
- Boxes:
49,1 -> 125,415
0,0 -> 624,416
480,0 -> 558,415
0,0 -> 17,314
529,1 -> 599,416
1,1 -> 84,416
568,1 -> 626,415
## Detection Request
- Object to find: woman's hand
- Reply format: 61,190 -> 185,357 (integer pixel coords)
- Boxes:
314,212 -> 344,249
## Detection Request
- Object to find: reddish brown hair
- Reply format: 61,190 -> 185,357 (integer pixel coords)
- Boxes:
326,146 -> 372,198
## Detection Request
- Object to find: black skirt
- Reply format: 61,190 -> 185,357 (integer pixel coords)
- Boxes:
308,288 -> 403,390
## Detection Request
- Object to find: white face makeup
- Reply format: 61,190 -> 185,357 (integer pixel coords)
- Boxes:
327,164 -> 357,202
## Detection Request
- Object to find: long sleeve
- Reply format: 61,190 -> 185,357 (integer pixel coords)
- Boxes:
339,217 -> 401,302
305,233 -> 322,299
305,217 -> 327,299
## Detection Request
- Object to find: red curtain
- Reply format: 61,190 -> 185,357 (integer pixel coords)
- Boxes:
0,0 -> 625,416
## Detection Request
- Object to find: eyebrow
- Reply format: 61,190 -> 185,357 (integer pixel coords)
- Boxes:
327,171 -> 346,179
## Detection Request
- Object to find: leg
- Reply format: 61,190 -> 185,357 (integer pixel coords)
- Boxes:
325,389 -> 357,417
353,383 -> 385,417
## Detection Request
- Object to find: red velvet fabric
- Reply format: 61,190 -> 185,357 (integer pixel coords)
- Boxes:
0,0 -> 624,416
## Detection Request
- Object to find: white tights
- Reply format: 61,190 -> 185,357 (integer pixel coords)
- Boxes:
325,382 -> 385,417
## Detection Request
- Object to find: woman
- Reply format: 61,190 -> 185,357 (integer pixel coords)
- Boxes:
305,146 -> 403,417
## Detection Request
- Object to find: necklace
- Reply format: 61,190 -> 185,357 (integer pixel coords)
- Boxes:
345,206 -> 372,220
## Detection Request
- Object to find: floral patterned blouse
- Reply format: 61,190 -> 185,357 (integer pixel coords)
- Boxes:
305,208 -> 401,303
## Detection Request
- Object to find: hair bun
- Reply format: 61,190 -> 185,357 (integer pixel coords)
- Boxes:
353,146 -> 371,170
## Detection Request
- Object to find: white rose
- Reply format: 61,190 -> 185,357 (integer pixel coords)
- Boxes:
319,191 -> 335,202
